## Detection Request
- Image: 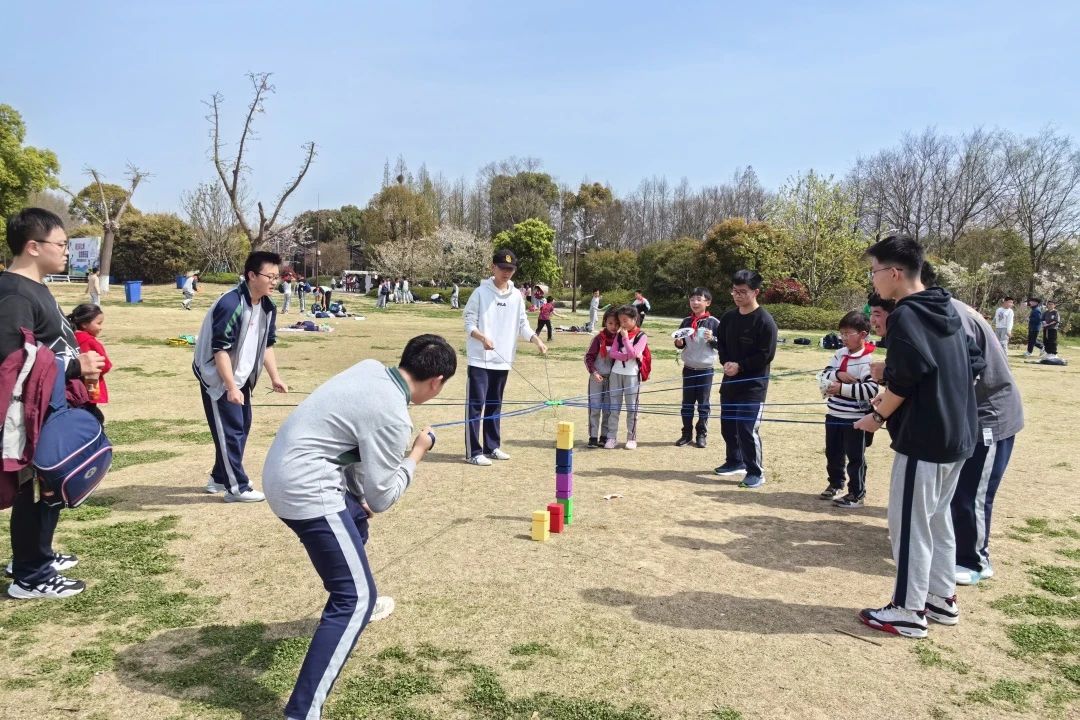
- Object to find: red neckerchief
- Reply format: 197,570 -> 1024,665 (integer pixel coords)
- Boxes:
598,329 -> 616,358
690,311 -> 711,331
839,342 -> 875,372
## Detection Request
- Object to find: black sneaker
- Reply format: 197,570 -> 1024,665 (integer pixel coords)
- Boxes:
819,485 -> 845,500
598,436 -> 608,447
695,435 -> 707,449
674,435 -> 693,447
5,552 -> 79,579
7,573 -> 86,600
833,493 -> 865,508
587,437 -> 600,448
714,462 -> 747,476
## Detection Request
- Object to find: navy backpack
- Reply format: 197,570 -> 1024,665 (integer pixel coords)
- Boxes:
32,358 -> 112,508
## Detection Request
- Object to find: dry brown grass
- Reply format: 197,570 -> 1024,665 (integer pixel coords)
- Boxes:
0,281 -> 1077,720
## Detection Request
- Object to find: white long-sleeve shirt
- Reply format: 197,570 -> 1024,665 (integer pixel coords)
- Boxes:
993,307 -> 1014,334
463,277 -> 535,370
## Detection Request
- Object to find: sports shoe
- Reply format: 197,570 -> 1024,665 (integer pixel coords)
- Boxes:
466,454 -> 493,466
369,595 -> 396,622
980,561 -> 995,579
625,440 -> 637,450
859,603 -> 928,638
739,475 -> 765,489
925,594 -> 960,625
205,477 -> 225,494
833,493 -> 865,508
819,485 -> 845,500
7,573 -> 86,600
674,435 -> 693,447
603,439 -> 617,449
955,566 -> 981,585
485,448 -> 511,461
5,553 -> 79,579
695,435 -> 707,449
587,437 -> 600,448
713,462 -> 747,476
223,489 -> 265,503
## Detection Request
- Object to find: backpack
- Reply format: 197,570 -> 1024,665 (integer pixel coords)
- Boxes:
620,333 -> 652,382
32,358 -> 112,508
822,333 -> 842,350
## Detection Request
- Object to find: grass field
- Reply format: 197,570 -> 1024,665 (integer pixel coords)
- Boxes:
0,282 -> 1077,720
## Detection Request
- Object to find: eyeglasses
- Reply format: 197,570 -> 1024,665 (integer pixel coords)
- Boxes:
838,331 -> 864,339
257,272 -> 281,282
730,288 -> 753,298
34,239 -> 69,251
868,266 -> 897,279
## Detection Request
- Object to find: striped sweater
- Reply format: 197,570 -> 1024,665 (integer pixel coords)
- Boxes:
818,344 -> 880,420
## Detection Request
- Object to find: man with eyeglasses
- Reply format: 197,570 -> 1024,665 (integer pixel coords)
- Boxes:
1,208 -> 105,599
193,251 -> 289,502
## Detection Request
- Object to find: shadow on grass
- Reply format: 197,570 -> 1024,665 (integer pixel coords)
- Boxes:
582,586 -> 860,634
661,515 -> 894,577
695,488 -> 888,518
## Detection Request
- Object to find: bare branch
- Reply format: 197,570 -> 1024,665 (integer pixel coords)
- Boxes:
264,142 -> 317,233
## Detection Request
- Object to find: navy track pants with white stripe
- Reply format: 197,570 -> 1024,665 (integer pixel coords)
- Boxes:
282,493 -> 376,720
464,366 -> 509,458
888,454 -> 963,611
200,384 -> 253,493
951,436 -> 1015,574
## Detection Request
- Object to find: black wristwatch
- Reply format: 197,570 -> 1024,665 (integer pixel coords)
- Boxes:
871,410 -> 888,425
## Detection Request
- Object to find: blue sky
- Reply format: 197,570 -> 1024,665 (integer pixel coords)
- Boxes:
4,1 -> 1078,216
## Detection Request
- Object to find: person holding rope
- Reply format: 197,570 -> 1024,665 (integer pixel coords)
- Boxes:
713,270 -> 777,488
462,248 -> 547,466
673,287 -> 721,448
262,334 -> 455,720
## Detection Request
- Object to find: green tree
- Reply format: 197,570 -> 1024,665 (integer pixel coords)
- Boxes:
360,183 -> 437,248
563,182 -> 618,248
111,213 -> 197,284
0,104 -> 60,247
493,218 -> 560,287
701,217 -> 791,293
489,172 -> 559,236
950,227 -> 1033,300
637,237 -> 709,300
767,171 -> 866,305
68,183 -> 140,226
577,249 -> 639,292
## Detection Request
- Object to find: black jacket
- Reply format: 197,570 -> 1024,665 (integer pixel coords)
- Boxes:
716,306 -> 778,401
883,288 -> 985,463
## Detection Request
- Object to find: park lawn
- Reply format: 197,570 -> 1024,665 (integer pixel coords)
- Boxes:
0,281 -> 1077,720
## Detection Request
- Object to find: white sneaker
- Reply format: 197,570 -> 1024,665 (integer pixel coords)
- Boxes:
925,594 -> 960,625
980,562 -> 995,579
955,566 -> 981,585
858,603 -> 928,638
624,440 -> 637,450
223,489 -> 265,503
466,454 -> 493,466
485,448 -> 511,461
5,553 -> 78,578
603,438 -> 617,449
369,595 -> 395,622
205,477 -> 225,494
7,573 -> 86,600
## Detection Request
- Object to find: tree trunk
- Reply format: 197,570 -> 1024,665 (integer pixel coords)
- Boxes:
98,227 -> 116,293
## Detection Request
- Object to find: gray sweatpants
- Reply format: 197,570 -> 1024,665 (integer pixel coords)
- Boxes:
605,372 -> 640,441
888,453 -> 963,611
587,374 -> 612,438
994,327 -> 1009,353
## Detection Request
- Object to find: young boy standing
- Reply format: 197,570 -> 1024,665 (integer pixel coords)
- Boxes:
713,270 -> 778,488
818,311 -> 878,507
854,234 -> 984,638
587,289 -> 601,332
1024,298 -> 1044,357
462,249 -> 547,465
993,297 -> 1014,354
262,334 -> 454,720
1043,300 -> 1060,358
674,287 -> 721,448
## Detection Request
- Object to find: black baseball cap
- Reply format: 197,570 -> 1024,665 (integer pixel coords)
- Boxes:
493,248 -> 517,269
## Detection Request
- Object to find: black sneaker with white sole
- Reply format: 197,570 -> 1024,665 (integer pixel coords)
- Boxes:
5,553 -> 79,579
924,593 -> 960,625
833,493 -> 865,508
7,573 -> 86,600
819,485 -> 844,500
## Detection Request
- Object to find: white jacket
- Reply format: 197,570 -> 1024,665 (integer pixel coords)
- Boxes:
463,277 -> 535,370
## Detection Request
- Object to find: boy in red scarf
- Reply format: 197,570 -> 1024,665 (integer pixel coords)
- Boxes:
673,288 -> 721,448
584,308 -> 619,447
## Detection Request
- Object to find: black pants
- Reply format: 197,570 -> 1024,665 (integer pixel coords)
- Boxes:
465,366 -> 509,458
536,318 -> 552,341
680,367 -> 714,436
719,396 -> 763,477
824,415 -> 870,497
9,477 -> 62,585
951,435 -> 1014,573
1027,327 -> 1044,354
1044,328 -> 1058,355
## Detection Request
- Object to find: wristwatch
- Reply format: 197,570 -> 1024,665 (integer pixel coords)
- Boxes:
871,410 -> 888,425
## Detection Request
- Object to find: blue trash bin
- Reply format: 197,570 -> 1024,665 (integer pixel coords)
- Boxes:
175,275 -> 185,289
124,281 -> 143,303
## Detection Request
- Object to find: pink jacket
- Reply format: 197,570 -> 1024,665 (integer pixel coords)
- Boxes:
608,331 -> 648,361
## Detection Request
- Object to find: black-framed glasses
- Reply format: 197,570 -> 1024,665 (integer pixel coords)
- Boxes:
731,288 -> 753,297
257,272 -> 281,282
868,266 -> 897,279
34,239 -> 69,251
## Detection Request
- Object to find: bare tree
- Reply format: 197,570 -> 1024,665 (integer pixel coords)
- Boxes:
181,181 -> 246,272
60,164 -> 148,292
207,72 -> 316,248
